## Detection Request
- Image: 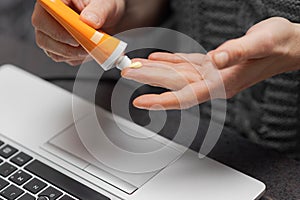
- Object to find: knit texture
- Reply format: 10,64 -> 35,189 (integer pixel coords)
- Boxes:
171,0 -> 300,157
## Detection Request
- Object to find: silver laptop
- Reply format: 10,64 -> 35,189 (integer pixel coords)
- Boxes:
0,64 -> 265,200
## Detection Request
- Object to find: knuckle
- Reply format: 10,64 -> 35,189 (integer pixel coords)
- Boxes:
31,9 -> 39,28
51,31 -> 61,41
31,3 -> 43,28
271,17 -> 290,24
263,31 -> 276,49
35,32 -> 45,48
222,39 -> 245,59
234,41 -> 246,58
31,14 -> 38,28
51,29 -> 67,42
225,89 -> 237,99
64,48 -> 75,58
64,47 -> 82,58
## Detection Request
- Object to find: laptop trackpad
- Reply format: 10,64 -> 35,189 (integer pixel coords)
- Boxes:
43,114 -> 182,192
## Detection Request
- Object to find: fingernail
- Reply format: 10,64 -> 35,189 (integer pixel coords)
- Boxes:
82,11 -> 100,26
213,51 -> 229,68
80,49 -> 89,57
43,49 -> 50,57
79,52 -> 88,57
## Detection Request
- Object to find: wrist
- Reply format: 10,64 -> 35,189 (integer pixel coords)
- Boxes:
289,23 -> 300,71
278,21 -> 300,74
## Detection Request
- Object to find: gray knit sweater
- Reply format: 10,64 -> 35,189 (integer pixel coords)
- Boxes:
171,0 -> 300,157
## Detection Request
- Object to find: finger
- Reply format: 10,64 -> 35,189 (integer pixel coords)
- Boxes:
68,55 -> 94,66
210,31 -> 274,69
65,0 -> 85,11
133,82 -> 211,110
122,59 -> 200,90
130,58 -> 182,70
67,55 -> 94,66
149,52 -> 206,65
122,63 -> 187,90
80,0 -> 124,29
148,52 -> 186,63
67,60 -> 84,66
45,51 -> 67,62
46,51 -> 87,67
32,3 -> 79,47
130,57 -> 204,79
134,92 -> 181,110
130,58 -> 201,75
45,51 -> 82,62
36,30 -> 88,59
45,50 -> 93,63
143,54 -> 215,83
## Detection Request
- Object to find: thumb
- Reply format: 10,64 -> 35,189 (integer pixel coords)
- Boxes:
80,0 -> 111,29
210,31 -> 273,69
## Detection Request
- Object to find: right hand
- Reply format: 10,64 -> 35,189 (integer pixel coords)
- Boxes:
32,0 -> 126,66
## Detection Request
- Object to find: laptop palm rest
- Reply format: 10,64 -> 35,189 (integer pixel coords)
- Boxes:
43,113 -> 183,194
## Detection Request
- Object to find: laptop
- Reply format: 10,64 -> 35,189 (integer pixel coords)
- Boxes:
0,64 -> 265,200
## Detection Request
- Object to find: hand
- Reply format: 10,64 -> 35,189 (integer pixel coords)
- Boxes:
32,0 -> 125,66
122,53 -> 225,110
122,17 -> 300,110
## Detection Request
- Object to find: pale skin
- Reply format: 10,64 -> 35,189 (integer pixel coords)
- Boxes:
123,18 -> 300,110
32,1 -> 300,110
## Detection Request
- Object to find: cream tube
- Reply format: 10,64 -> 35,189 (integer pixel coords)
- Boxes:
38,0 -> 131,70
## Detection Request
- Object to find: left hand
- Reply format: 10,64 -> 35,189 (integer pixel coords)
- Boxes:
121,17 -> 300,110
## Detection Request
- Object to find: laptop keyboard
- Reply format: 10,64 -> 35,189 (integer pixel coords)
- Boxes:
0,141 -> 110,200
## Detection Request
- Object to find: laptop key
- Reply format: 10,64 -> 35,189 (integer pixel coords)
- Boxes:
25,160 -> 110,200
0,145 -> 18,159
10,152 -> 32,167
0,177 -> 9,190
37,197 -> 49,200
39,186 -> 63,200
23,178 -> 47,194
59,195 -> 75,200
18,193 -> 35,200
0,185 -> 24,200
0,162 -> 17,177
9,170 -> 32,186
